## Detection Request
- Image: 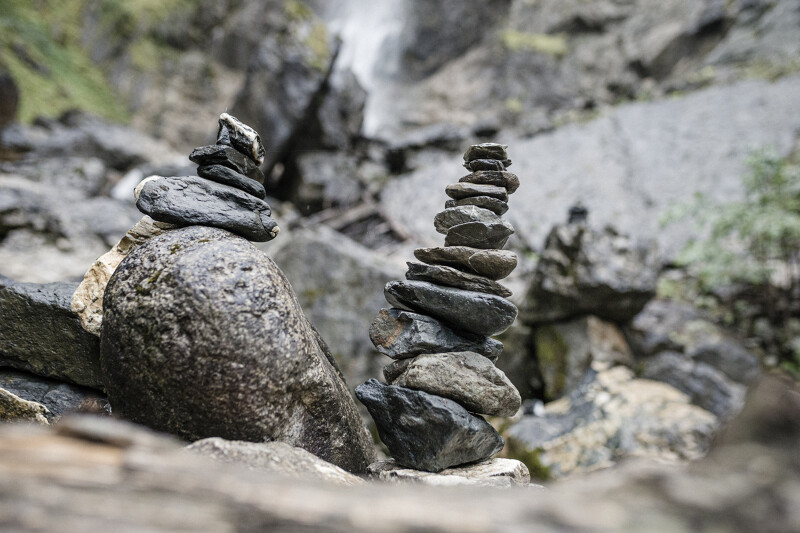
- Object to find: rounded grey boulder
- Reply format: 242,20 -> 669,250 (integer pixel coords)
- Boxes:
100,226 -> 376,473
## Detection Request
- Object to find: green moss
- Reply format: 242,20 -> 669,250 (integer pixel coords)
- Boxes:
304,22 -> 331,73
535,326 -> 568,400
284,0 -> 314,22
504,438 -> 552,481
169,243 -> 182,254
501,30 -> 568,58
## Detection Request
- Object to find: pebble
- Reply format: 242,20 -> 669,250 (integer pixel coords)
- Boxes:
459,170 -> 520,194
197,164 -> 267,199
414,246 -> 518,280
463,158 -> 506,172
445,183 -> 508,202
463,143 -> 508,163
216,112 -> 266,165
444,220 -> 514,249
433,205 -> 503,235
445,196 -> 509,216
189,145 -> 265,183
405,262 -> 512,297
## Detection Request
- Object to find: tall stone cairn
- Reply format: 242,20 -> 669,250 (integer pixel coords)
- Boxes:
135,113 -> 279,242
356,143 -> 522,473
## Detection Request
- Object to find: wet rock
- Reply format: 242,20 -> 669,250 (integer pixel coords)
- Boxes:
444,220 -> 515,249
188,145 -> 264,183
367,458 -> 531,487
312,68 -> 367,151
101,226 -> 376,473
0,276 -> 102,388
523,224 -> 658,324
355,379 -> 504,472
385,280 -> 518,337
445,196 -> 509,216
216,112 -> 265,165
464,159 -> 506,172
459,171 -> 520,194
385,351 -> 521,417
463,143 -> 509,162
196,165 -> 266,199
433,206 -> 505,234
187,438 -> 363,486
135,176 -> 279,242
445,182 -> 509,202
414,246 -> 517,280
369,308 -> 502,362
507,366 -> 717,479
290,151 -> 362,213
0,369 -> 108,422
406,262 -> 512,297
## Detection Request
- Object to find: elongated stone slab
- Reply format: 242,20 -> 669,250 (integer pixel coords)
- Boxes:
384,351 -> 521,417
463,143 -> 508,162
367,458 -> 531,487
385,280 -> 517,337
433,206 -> 502,235
463,158 -> 506,172
460,171 -> 519,194
445,221 -> 514,249
189,145 -> 265,183
405,262 -> 511,297
135,176 -> 279,242
445,183 -> 508,202
197,165 -> 266,199
414,247 -> 517,280
355,379 -> 504,472
216,112 -> 265,165
445,196 -> 508,216
369,308 -> 502,361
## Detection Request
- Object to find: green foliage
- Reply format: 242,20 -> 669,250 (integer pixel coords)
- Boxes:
503,438 -> 551,481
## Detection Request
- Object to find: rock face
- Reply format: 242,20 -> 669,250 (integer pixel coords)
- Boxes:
355,379 -> 504,472
0,275 -> 102,388
187,438 -> 363,486
100,225 -> 375,473
522,224 -> 658,324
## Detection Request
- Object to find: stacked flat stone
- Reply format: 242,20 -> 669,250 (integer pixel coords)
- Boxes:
356,143 -> 522,473
135,113 -> 279,242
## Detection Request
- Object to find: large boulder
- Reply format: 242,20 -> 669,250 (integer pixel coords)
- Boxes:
100,226 -> 376,473
522,224 -> 659,324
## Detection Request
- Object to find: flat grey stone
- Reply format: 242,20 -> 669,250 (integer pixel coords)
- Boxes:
463,158 -> 507,172
355,379 -> 504,472
433,205 -> 504,235
406,262 -> 512,297
189,145 -> 264,183
385,351 -> 521,417
415,246 -> 518,280
369,308 -> 502,362
136,176 -> 279,242
463,143 -> 508,162
197,164 -> 266,199
446,182 -> 508,202
445,196 -> 509,216
460,171 -> 519,194
445,220 -> 514,249
385,280 -> 517,337
216,112 -> 265,165
367,458 -> 531,487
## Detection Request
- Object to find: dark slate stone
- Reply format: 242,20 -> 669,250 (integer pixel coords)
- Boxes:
216,112 -> 265,165
0,368 -> 108,421
414,246 -> 518,280
369,308 -> 502,362
355,379 -> 504,472
463,143 -> 508,162
445,196 -> 509,216
384,280 -> 517,337
445,221 -> 514,249
445,183 -> 508,202
197,164 -> 266,199
0,276 -> 102,388
136,176 -> 279,242
433,205 -> 503,234
463,158 -> 506,172
189,145 -> 265,183
406,262 -> 512,297
460,170 -> 520,194
101,226 -> 376,473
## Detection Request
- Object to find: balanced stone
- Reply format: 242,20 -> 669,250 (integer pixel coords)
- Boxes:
460,171 -> 520,194
384,351 -> 521,417
406,262 -> 512,297
354,379 -> 504,472
197,164 -> 266,199
189,145 -> 265,183
216,112 -> 266,165
445,183 -> 508,202
445,221 -> 514,249
445,196 -> 508,216
135,176 -> 279,242
463,143 -> 508,163
384,280 -> 517,337
414,247 -> 517,280
433,206 -> 503,235
463,159 -> 506,172
369,308 -> 502,361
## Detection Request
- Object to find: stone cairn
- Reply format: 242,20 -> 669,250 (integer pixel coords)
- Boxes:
356,143 -> 522,473
135,113 -> 279,242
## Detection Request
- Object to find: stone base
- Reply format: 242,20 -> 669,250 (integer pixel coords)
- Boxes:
367,458 -> 534,487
